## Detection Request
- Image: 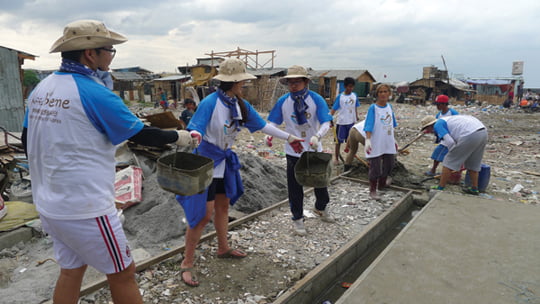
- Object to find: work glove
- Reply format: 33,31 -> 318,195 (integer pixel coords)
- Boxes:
364,138 -> 372,155
287,135 -> 304,153
265,135 -> 273,147
309,135 -> 320,150
176,130 -> 192,147
190,131 -> 202,148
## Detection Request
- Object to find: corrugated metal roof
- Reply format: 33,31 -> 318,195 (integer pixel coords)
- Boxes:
154,75 -> 190,81
111,71 -> 144,81
247,68 -> 287,76
311,69 -> 369,80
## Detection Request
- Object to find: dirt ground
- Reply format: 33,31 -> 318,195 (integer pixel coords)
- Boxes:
0,102 -> 538,304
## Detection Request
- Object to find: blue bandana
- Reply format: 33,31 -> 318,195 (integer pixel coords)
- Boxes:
59,58 -> 98,77
217,89 -> 242,129
291,87 -> 309,125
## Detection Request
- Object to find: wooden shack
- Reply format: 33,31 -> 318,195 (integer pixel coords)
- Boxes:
311,69 -> 376,105
0,46 -> 36,132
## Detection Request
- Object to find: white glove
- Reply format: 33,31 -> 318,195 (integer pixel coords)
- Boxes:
265,135 -> 273,147
364,138 -> 372,155
176,130 -> 192,147
190,131 -> 202,148
309,135 -> 319,150
287,135 -> 304,153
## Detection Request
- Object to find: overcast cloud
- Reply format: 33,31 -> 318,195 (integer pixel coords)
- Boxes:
1,0 -> 538,86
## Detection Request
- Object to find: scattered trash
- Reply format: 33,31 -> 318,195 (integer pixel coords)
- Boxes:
511,184 -> 524,193
341,282 -> 352,288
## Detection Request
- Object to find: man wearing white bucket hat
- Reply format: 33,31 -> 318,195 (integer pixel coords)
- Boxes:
177,58 -> 304,286
267,65 -> 334,236
420,114 -> 488,195
22,20 -> 197,304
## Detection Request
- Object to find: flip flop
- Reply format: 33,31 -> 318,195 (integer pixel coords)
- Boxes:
217,248 -> 247,259
180,267 -> 199,287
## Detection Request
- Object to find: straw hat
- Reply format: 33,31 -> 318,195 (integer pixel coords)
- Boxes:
50,20 -> 127,53
279,65 -> 310,85
420,115 -> 438,130
213,58 -> 256,82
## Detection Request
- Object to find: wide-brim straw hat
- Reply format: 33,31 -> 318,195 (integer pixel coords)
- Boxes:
213,58 -> 256,82
420,115 -> 438,130
279,65 -> 310,85
50,20 -> 127,53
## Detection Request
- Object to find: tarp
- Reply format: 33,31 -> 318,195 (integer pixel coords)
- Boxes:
0,201 -> 39,232
463,79 -> 511,85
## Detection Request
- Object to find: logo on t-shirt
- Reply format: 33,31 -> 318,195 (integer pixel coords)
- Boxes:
291,112 -> 311,125
379,113 -> 392,126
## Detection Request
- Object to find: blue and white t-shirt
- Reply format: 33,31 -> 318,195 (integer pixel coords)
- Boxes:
363,103 -> 398,158
332,92 -> 359,125
268,91 -> 332,157
433,115 -> 485,141
188,92 -> 266,178
23,72 -> 144,220
436,108 -> 459,118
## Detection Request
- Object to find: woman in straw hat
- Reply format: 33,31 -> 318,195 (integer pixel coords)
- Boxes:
420,114 -> 488,195
267,65 -> 334,236
22,20 -> 198,304
177,58 -> 304,287
363,83 -> 398,200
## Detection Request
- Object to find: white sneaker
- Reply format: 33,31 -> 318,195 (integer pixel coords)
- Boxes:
293,218 -> 307,236
312,208 -> 335,223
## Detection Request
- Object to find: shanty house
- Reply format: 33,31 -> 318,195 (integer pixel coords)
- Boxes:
178,57 -> 224,102
111,67 -> 156,103
311,69 -> 376,105
408,66 -> 473,104
0,46 -> 36,132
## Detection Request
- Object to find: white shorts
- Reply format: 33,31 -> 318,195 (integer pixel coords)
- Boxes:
40,211 -> 133,274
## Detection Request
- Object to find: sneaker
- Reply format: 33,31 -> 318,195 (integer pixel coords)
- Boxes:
462,187 -> 479,195
424,171 -> 436,177
312,208 -> 335,223
293,218 -> 307,236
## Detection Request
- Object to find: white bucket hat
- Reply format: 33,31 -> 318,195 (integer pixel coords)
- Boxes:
279,65 -> 310,85
213,58 -> 256,82
420,115 -> 438,130
50,20 -> 127,53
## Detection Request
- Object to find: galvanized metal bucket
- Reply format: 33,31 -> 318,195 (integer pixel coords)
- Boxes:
157,152 -> 214,196
294,151 -> 332,188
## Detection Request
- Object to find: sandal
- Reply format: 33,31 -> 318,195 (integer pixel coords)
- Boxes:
180,267 -> 199,287
424,171 -> 436,177
217,248 -> 247,259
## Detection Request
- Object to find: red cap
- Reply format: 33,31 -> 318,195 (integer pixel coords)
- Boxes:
435,95 -> 449,104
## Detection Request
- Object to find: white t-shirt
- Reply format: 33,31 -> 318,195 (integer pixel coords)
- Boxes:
363,103 -> 397,158
352,120 -> 366,138
332,92 -> 359,125
268,91 -> 333,157
24,72 -> 144,220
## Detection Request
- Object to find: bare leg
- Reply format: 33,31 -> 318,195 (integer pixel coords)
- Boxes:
215,194 -> 246,257
468,170 -> 479,189
430,160 -> 440,174
53,265 -> 87,304
107,262 -> 143,304
181,200 -> 214,285
439,166 -> 452,188
334,143 -> 341,163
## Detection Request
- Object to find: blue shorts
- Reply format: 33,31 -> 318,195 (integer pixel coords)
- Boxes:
335,123 -> 354,143
431,144 -> 449,162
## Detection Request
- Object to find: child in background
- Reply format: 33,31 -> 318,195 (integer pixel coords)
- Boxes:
425,94 -> 459,176
330,77 -> 359,164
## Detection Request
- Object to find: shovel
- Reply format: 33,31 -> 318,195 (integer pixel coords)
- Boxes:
398,132 -> 425,153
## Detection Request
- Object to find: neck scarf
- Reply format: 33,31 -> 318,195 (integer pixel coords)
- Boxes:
291,87 -> 309,125
59,58 -> 98,77
217,89 -> 242,129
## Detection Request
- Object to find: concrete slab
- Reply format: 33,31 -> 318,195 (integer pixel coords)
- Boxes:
337,192 -> 540,304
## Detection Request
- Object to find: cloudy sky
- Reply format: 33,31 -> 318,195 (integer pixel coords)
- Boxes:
1,0 -> 538,87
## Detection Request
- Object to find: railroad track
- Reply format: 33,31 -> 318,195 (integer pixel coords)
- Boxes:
43,173 -> 424,304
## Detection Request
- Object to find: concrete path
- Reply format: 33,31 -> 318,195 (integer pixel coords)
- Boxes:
337,192 -> 540,304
